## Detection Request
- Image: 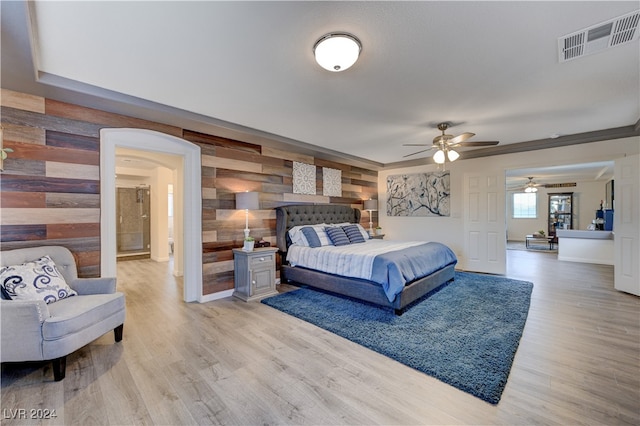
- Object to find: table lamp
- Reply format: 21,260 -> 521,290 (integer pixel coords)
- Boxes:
236,191 -> 259,239
363,199 -> 378,234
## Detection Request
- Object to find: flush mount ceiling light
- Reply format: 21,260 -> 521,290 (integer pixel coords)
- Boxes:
313,32 -> 362,72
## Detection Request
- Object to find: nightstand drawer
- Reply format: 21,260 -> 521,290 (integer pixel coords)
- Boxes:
250,253 -> 274,268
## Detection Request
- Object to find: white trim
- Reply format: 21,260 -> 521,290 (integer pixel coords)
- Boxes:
100,128 -> 203,302
200,289 -> 235,303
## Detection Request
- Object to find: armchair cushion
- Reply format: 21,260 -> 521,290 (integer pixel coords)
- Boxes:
44,293 -> 124,339
0,255 -> 77,304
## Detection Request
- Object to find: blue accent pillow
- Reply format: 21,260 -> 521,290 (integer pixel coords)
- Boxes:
300,227 -> 322,248
342,224 -> 366,243
325,226 -> 351,246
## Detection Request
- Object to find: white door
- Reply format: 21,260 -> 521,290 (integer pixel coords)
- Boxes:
614,154 -> 639,296
463,173 -> 506,274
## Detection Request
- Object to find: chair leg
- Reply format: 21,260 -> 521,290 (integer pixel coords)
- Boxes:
52,356 -> 66,381
114,324 -> 124,342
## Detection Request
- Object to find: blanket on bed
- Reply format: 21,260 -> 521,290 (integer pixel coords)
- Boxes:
371,242 -> 457,302
287,240 -> 457,302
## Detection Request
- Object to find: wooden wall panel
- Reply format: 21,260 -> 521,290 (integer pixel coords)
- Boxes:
1,89 -> 45,113
45,99 -> 182,137
1,89 -> 378,292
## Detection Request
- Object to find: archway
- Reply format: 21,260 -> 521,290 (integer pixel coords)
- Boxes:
100,128 -> 202,302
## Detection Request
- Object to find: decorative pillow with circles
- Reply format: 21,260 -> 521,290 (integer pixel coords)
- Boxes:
0,255 -> 77,304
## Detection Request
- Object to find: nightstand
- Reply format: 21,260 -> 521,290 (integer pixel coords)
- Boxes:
370,234 -> 385,240
232,247 -> 278,301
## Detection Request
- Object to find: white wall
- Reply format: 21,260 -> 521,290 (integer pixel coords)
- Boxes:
379,137 -> 639,264
506,180 -> 609,240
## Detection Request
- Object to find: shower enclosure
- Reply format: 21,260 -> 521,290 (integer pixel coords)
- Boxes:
116,186 -> 151,258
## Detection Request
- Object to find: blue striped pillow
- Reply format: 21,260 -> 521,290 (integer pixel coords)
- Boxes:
300,227 -> 322,248
325,226 -> 351,246
342,224 -> 366,243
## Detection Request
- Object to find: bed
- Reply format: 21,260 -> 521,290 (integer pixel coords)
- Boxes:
275,204 -> 457,314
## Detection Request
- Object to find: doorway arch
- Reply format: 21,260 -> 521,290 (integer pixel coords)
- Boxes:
100,128 -> 202,302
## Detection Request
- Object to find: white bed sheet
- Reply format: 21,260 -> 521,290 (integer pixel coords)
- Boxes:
286,239 -> 425,281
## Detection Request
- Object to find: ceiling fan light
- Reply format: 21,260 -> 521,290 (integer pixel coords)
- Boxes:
524,186 -> 537,193
447,149 -> 460,162
314,33 -> 361,72
433,149 -> 446,164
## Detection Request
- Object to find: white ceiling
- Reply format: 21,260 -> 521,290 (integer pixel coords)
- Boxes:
2,1 -> 638,180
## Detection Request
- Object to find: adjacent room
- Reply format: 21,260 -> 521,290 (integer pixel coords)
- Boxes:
1,1 -> 638,425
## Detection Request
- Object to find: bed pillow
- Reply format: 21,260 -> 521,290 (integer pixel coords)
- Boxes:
356,223 -> 371,240
310,225 -> 332,246
0,255 -> 77,304
332,222 -> 370,240
325,226 -> 351,246
342,224 -> 366,244
300,227 -> 322,248
288,224 -> 332,247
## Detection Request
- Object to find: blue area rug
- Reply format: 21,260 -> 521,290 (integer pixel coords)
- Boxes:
262,271 -> 533,404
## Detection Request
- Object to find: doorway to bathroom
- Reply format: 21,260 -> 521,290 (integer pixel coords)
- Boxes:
116,186 -> 151,259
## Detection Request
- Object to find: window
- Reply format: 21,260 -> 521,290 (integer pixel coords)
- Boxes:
513,193 -> 537,218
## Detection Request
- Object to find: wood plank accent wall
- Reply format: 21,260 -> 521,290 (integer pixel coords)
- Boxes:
1,89 -> 378,296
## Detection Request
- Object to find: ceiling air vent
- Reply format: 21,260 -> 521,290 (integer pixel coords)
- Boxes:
558,10 -> 640,62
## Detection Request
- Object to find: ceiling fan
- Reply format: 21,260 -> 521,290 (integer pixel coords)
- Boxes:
403,122 -> 499,163
521,177 -> 542,193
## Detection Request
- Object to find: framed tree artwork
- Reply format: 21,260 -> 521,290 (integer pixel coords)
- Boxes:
387,171 -> 450,217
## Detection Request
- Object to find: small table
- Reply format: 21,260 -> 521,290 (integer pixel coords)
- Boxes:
232,247 -> 278,301
525,235 -> 555,250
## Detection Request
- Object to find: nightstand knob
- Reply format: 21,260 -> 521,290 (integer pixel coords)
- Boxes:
259,257 -> 265,261
252,280 -> 256,285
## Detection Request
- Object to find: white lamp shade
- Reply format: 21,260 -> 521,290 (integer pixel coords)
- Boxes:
236,191 -> 259,210
447,149 -> 460,162
314,33 -> 361,72
433,150 -> 446,164
363,199 -> 378,211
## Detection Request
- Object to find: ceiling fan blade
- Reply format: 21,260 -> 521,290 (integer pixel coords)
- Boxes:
455,141 -> 500,147
449,132 -> 475,144
403,148 -> 434,158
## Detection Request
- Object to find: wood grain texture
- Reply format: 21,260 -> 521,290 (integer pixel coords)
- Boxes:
0,225 -> 47,242
1,106 -> 103,138
46,162 -> 99,180
0,175 -> 100,194
1,123 -> 46,144
0,88 -> 45,113
0,191 -> 45,208
1,90 -> 378,298
5,140 -> 99,165
0,208 -> 100,225
45,99 -> 182,137
2,251 -> 637,425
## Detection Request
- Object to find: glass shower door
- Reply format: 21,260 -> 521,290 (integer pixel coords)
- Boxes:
117,186 -> 151,257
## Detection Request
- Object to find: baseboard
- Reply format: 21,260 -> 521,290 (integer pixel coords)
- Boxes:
199,289 -> 234,303
557,255 -> 613,265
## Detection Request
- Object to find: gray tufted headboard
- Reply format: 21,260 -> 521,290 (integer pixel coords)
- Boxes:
275,204 -> 361,253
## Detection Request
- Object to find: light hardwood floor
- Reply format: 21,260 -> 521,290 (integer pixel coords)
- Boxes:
2,250 -> 639,425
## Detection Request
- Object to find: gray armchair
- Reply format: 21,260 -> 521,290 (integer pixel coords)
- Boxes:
1,246 -> 125,381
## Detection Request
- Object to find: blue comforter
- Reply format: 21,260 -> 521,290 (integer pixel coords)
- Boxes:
371,242 -> 458,302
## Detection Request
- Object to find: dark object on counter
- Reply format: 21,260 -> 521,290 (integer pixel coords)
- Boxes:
604,209 -> 614,231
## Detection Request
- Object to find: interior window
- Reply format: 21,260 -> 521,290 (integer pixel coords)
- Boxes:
513,193 -> 537,218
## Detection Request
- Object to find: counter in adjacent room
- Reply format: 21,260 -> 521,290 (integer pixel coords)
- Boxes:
556,230 -> 614,265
